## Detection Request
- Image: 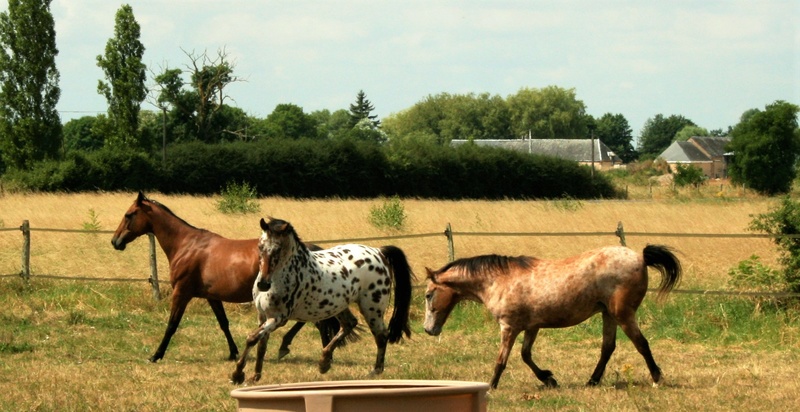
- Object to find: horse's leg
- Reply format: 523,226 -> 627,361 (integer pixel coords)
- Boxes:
150,290 -> 192,362
319,310 -> 358,374
617,312 -> 663,384
587,311 -> 618,386
520,328 -> 558,388
231,318 -> 279,385
366,317 -> 389,376
489,324 -> 521,389
253,314 -> 271,382
207,299 -> 238,361
278,322 -> 305,360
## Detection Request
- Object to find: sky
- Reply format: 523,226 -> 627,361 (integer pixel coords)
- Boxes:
4,0 -> 799,138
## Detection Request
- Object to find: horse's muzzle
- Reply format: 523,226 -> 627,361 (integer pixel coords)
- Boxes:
256,280 -> 272,292
424,325 -> 442,336
111,238 -> 127,251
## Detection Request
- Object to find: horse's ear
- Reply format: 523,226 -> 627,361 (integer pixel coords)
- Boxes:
260,218 -> 269,231
136,191 -> 146,205
425,267 -> 439,283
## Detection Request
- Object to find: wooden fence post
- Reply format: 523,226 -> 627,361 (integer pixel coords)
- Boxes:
21,220 -> 30,281
148,233 -> 161,300
445,223 -> 455,262
615,221 -> 626,246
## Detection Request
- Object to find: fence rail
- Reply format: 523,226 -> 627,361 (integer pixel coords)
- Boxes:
3,220 -> 799,299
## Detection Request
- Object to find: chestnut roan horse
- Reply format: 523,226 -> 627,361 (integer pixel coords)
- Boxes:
424,244 -> 682,389
230,217 -> 414,384
111,192 -> 341,363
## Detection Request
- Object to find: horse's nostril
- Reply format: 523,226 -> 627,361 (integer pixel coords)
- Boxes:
257,280 -> 271,292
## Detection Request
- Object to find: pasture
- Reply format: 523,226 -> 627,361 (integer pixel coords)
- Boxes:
1,192 -> 799,411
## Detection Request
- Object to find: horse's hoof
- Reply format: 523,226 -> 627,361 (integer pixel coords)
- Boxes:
231,371 -> 246,385
253,373 -> 262,382
544,377 -> 559,388
368,367 -> 384,377
319,361 -> 332,374
278,348 -> 290,360
148,355 -> 161,363
586,379 -> 600,387
228,354 -> 239,362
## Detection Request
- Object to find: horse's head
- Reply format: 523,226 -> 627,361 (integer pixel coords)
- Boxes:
111,192 -> 153,251
423,267 -> 461,336
256,217 -> 295,292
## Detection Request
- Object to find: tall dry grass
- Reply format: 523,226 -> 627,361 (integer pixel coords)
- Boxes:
0,191 -> 781,290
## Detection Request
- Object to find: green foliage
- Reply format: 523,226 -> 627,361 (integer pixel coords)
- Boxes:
96,4 -> 147,149
727,100 -> 800,195
749,196 -> 800,293
216,181 -> 260,214
638,114 -> 695,158
549,195 -> 584,212
674,125 -> 709,142
0,0 -> 62,171
507,86 -> 589,139
81,208 -> 102,231
593,113 -> 637,163
348,90 -> 381,129
368,196 -> 406,230
727,255 -> 787,309
263,103 -> 319,139
673,164 -> 706,187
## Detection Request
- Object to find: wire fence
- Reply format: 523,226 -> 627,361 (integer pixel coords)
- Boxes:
2,220 -> 799,299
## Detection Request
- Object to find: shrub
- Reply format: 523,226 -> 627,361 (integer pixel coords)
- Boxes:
727,255 -> 788,310
369,196 -> 406,230
748,196 -> 800,294
216,181 -> 261,214
673,164 -> 706,187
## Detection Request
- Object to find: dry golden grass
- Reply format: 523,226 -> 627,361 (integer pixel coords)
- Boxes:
0,191 -> 781,289
1,192 -> 797,411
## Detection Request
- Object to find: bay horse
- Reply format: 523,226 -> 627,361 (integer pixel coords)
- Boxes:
230,217 -> 414,384
111,192 -> 341,363
424,244 -> 682,389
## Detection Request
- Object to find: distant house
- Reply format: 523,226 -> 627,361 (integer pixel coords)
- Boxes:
450,138 -> 622,170
658,136 -> 732,179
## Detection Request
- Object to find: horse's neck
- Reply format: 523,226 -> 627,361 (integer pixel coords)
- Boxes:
148,208 -> 198,261
443,272 -> 491,303
271,244 -> 312,288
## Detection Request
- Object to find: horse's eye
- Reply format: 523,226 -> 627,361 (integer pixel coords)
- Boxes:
125,211 -> 136,219
425,292 -> 432,301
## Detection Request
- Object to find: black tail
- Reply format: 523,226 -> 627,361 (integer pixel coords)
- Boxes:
643,244 -> 682,299
381,245 -> 415,343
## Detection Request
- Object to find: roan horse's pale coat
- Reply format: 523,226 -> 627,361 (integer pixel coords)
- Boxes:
424,245 -> 682,389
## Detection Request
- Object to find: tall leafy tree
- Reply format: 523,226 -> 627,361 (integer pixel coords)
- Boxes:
154,49 -> 240,143
728,101 -> 800,195
263,103 -> 318,139
637,114 -> 695,158
593,113 -> 636,163
96,4 -> 147,149
348,90 -> 380,128
506,86 -> 589,139
0,0 -> 61,171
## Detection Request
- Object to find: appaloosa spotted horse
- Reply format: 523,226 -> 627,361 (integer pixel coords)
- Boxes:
230,217 -> 415,384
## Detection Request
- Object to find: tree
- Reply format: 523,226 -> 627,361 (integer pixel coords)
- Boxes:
153,49 -> 240,143
96,4 -> 147,150
637,114 -> 695,158
263,103 -> 318,139
348,90 -> 380,129
63,116 -> 104,152
674,125 -> 709,142
0,0 -> 61,171
593,113 -> 636,163
506,86 -> 589,139
727,101 -> 800,195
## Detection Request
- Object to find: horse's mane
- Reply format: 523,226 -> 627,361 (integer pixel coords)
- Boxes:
145,197 -> 202,231
268,218 -> 309,254
438,254 -> 536,280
